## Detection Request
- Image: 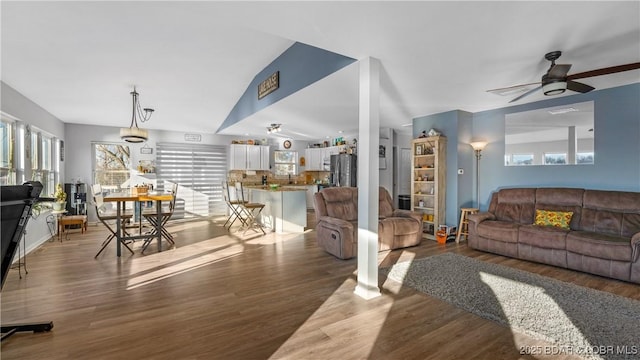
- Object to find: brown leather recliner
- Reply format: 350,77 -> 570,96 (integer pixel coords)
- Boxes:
313,187 -> 423,259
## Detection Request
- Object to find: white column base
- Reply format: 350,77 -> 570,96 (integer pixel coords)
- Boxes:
354,283 -> 381,300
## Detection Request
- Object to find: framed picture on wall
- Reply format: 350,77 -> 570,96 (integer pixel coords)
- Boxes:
415,145 -> 422,156
60,140 -> 65,161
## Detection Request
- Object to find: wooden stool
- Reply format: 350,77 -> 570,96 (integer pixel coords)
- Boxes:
455,208 -> 478,244
58,215 -> 88,241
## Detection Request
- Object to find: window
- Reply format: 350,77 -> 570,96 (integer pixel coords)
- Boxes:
505,153 -> 534,166
0,119 -> 15,185
1,117 -> 60,195
274,150 -> 297,176
544,153 -> 567,165
156,143 -> 227,218
93,143 -> 131,192
577,152 -> 594,165
33,132 -> 56,194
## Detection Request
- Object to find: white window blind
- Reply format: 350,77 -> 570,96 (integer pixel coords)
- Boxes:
156,143 -> 227,218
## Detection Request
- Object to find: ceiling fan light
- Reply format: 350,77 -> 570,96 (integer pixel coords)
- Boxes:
120,127 -> 148,143
120,87 -> 153,143
542,80 -> 566,96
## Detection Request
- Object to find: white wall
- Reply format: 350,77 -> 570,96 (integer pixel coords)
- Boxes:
1,82 -> 66,259
379,127 -> 393,194
65,123 -> 235,222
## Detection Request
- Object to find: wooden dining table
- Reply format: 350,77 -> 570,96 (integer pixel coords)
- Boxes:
103,191 -> 174,257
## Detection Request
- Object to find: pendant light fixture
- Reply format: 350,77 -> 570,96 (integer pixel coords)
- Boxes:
120,87 -> 154,143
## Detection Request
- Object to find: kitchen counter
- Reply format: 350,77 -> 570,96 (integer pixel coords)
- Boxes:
248,187 -> 307,233
246,185 -> 308,192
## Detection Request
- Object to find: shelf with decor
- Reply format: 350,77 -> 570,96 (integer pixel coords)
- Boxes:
411,135 -> 446,240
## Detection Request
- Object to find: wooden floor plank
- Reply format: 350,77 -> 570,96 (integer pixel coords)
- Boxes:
2,215 -> 638,359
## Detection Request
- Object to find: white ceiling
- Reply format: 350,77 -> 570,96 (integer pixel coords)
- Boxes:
2,1 -> 639,142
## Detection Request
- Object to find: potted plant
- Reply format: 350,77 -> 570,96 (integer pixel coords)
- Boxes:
53,183 -> 67,211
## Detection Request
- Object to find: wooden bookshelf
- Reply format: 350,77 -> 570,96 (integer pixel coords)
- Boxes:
410,135 -> 446,240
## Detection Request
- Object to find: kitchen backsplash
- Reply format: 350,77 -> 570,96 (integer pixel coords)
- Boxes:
227,170 -> 330,185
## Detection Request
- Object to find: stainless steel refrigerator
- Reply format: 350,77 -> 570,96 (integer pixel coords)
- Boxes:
330,154 -> 357,187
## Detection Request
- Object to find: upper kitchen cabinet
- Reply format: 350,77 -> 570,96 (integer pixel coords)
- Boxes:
304,145 -> 346,171
304,148 -> 324,171
230,144 -> 270,170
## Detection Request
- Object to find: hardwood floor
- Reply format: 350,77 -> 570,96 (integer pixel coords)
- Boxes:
2,215 -> 638,360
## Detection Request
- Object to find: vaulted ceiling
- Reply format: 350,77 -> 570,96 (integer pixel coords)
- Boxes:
2,1 -> 639,141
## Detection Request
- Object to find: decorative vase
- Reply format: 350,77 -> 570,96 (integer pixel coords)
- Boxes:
53,201 -> 65,211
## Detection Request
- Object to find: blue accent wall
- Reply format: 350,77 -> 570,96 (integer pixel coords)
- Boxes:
474,83 -> 640,210
413,83 -> 640,222
413,110 -> 474,226
217,42 -> 356,132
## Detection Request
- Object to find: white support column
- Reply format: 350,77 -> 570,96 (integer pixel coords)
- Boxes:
354,57 -> 381,300
568,126 -> 577,164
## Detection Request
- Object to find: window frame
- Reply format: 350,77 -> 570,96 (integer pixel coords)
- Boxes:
273,150 -> 298,176
2,115 -> 60,195
543,152 -> 568,165
92,142 -> 132,192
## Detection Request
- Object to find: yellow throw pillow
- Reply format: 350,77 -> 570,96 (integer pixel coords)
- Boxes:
534,209 -> 573,230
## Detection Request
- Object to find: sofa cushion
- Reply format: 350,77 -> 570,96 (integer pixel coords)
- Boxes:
519,224 -> 568,250
321,187 -> 358,222
534,209 -> 573,229
493,188 -> 536,224
477,220 -> 519,243
566,231 -> 632,262
535,187 -> 583,229
379,217 -> 421,250
378,187 -> 395,218
578,190 -> 640,237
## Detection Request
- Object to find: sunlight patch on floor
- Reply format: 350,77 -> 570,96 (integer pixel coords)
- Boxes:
380,250 -> 416,295
126,235 -> 244,290
479,271 -> 594,354
269,250 -> 412,358
269,278 -> 394,359
126,249 -> 244,290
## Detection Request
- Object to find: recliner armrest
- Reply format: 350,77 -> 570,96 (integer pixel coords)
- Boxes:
632,233 -> 640,262
318,216 -> 354,229
468,212 -> 495,225
392,209 -> 422,224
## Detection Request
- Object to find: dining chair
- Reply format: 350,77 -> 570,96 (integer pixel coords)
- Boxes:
234,182 -> 266,235
141,182 -> 178,252
91,184 -> 134,258
222,180 -> 247,229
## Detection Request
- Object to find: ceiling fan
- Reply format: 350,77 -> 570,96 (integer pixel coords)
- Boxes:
488,51 -> 640,103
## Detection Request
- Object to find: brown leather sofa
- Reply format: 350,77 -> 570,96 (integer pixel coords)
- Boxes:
467,187 -> 640,284
313,187 -> 423,259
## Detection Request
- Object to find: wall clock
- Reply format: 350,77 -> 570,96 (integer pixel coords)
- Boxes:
283,140 -> 292,149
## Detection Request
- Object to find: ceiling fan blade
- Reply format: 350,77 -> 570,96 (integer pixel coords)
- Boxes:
567,80 -> 595,93
486,82 -> 540,93
548,64 -> 572,78
567,62 -> 640,80
509,85 -> 542,103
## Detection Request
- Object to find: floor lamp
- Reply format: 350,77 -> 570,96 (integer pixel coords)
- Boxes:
470,141 -> 488,209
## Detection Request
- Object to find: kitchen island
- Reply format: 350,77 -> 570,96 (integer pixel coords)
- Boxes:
247,186 -> 307,233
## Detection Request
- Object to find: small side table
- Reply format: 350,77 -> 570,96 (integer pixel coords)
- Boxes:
58,215 -> 88,241
51,210 -> 67,242
456,208 -> 479,244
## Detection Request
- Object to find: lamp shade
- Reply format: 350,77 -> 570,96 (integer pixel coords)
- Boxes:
542,80 -> 567,96
120,127 -> 148,143
470,141 -> 488,151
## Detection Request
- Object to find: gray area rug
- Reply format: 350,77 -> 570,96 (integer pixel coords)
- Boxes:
382,253 -> 640,360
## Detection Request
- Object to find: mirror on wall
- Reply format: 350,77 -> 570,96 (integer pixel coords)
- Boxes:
505,101 -> 594,166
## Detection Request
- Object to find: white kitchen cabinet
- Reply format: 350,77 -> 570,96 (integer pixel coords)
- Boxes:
229,145 -> 270,170
305,184 -> 318,209
305,148 -> 324,170
305,146 -> 344,171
